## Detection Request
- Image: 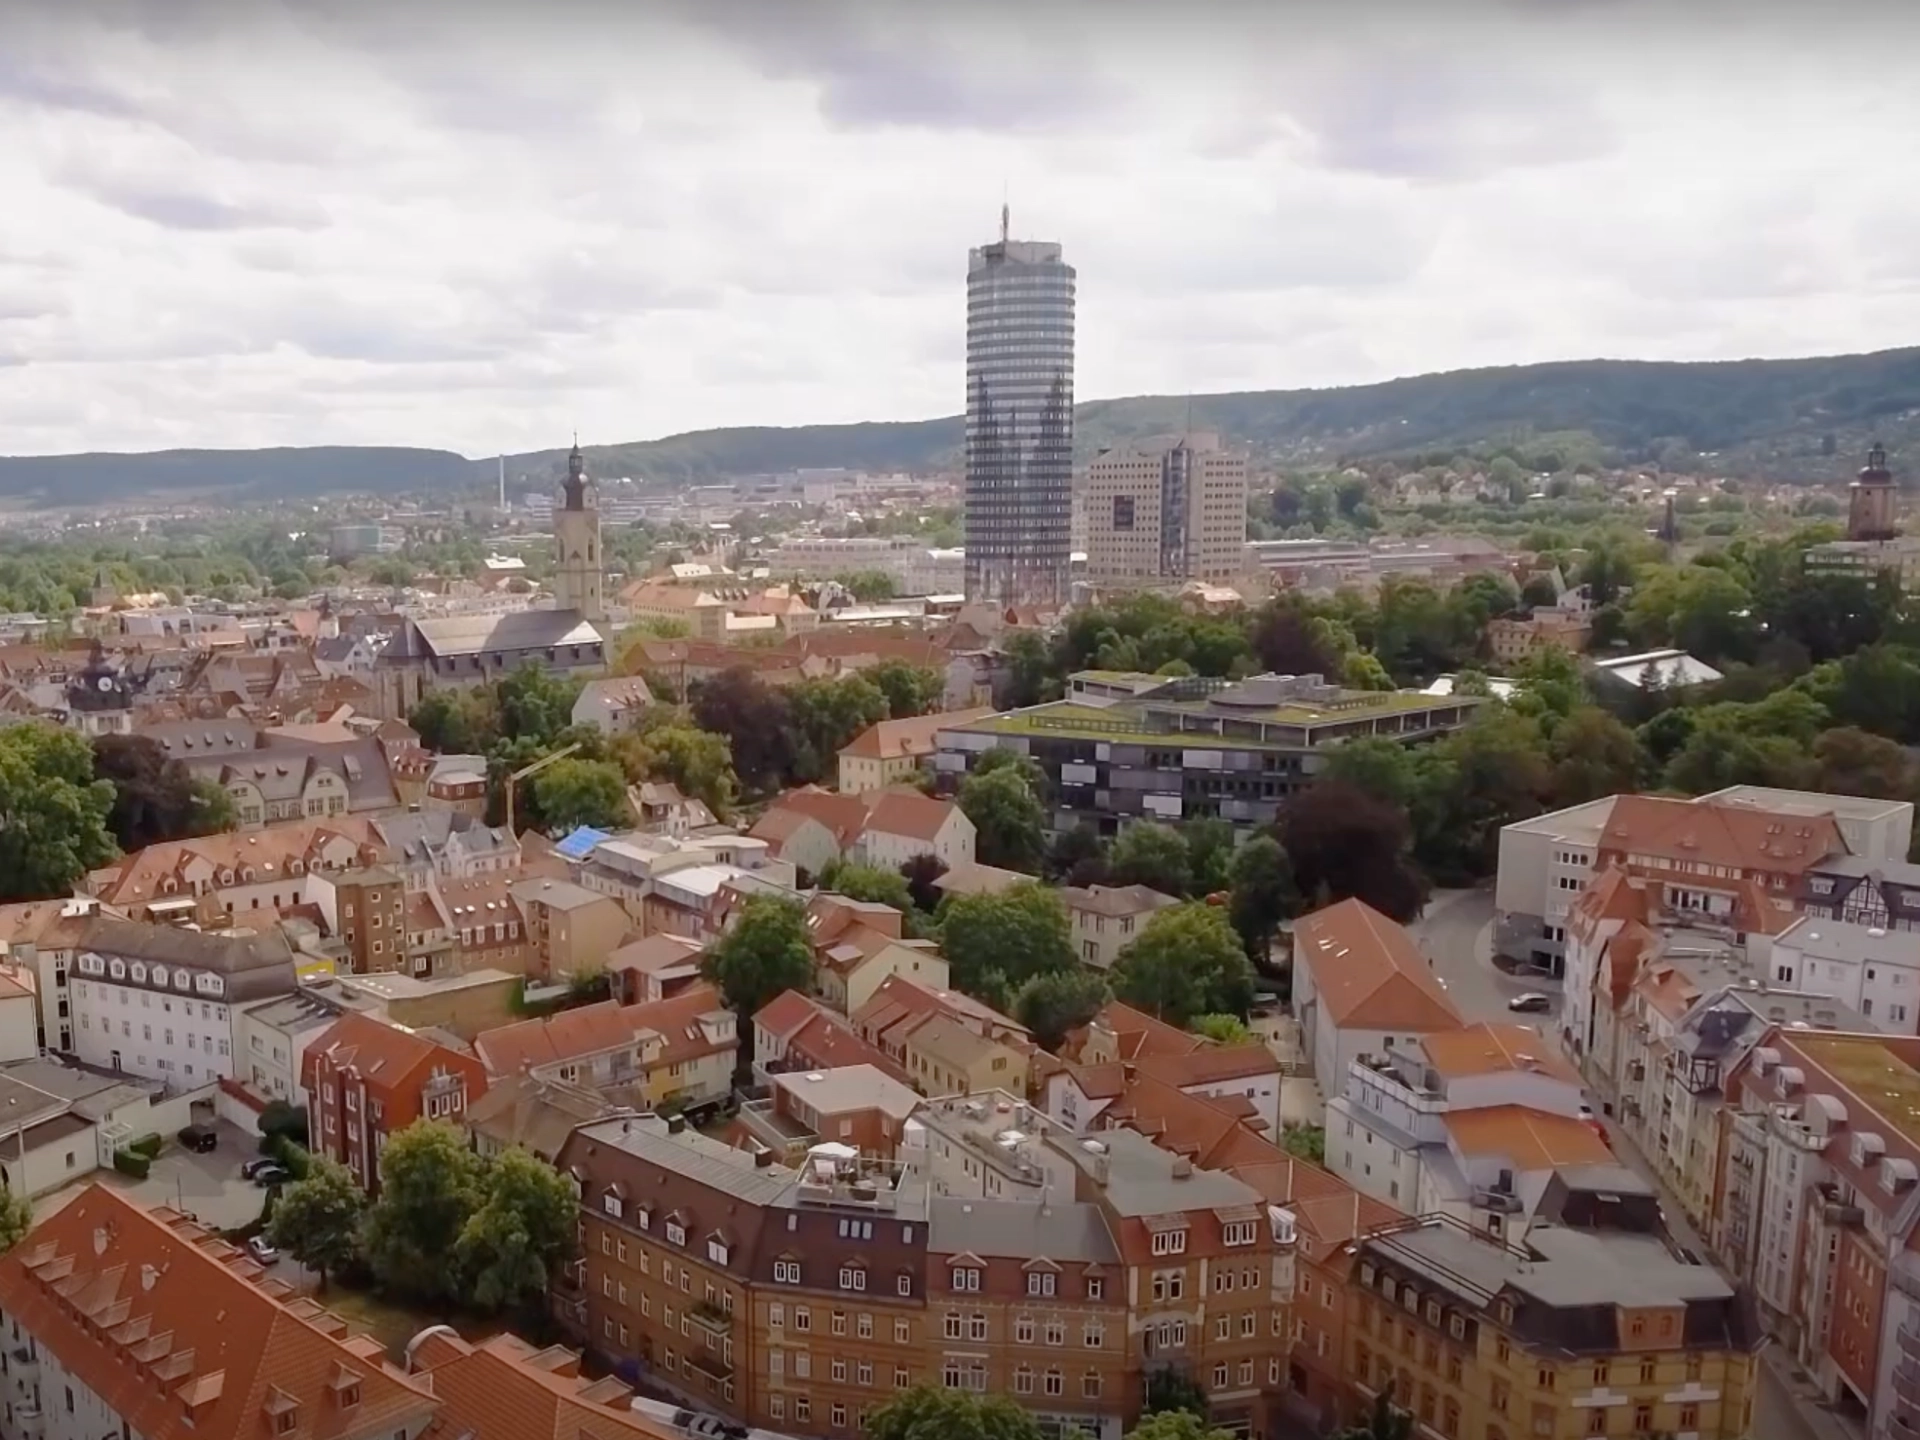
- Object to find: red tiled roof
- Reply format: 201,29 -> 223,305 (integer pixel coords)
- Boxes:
1294,898 -> 1462,1032
0,1186 -> 436,1440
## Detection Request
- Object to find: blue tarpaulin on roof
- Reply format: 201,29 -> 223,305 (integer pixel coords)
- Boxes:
555,826 -> 611,860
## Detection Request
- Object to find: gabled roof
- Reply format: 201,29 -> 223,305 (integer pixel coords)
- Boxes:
1294,898 -> 1463,1032
407,1330 -> 680,1440
1060,883 -> 1182,920
861,789 -> 962,844
1599,794 -> 1847,875
839,707 -> 996,761
303,1010 -> 475,1098
0,1186 -> 436,1440
1443,1105 -> 1614,1171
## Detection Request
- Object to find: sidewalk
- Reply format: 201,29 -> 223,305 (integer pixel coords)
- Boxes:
1595,1100 -> 1866,1440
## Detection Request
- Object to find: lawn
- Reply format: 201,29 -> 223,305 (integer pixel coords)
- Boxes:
315,1284 -> 503,1358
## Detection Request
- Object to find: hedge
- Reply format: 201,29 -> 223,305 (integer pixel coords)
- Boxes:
129,1133 -> 165,1158
112,1149 -> 151,1180
266,1135 -> 312,1181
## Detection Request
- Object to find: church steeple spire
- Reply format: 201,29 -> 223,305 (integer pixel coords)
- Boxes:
563,433 -> 587,511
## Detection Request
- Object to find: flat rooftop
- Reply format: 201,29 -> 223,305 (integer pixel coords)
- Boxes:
1371,1218 -> 1736,1310
334,967 -> 518,1000
1785,1031 -> 1920,1150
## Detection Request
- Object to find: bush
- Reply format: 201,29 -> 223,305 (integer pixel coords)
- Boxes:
129,1133 -> 164,1158
267,1135 -> 312,1181
259,1100 -> 308,1147
112,1149 -> 151,1180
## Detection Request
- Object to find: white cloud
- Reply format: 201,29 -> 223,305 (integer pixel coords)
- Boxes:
0,0 -> 1918,457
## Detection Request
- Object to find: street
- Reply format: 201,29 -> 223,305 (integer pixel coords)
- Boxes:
1409,885 -> 1840,1440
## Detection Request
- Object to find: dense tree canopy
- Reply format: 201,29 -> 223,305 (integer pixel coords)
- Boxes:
0,725 -> 117,902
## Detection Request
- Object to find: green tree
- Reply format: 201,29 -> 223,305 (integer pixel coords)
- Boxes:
361,1121 -> 487,1305
1045,822 -> 1109,886
834,570 -> 898,602
866,659 -> 944,718
529,758 -> 628,832
1342,651 -> 1395,691
788,674 -> 890,784
91,734 -> 231,850
0,1186 -> 32,1255
1281,781 -> 1427,922
1125,1412 -> 1236,1440
497,664 -> 583,745
819,860 -> 916,916
0,725 -> 117,902
1334,1390 -> 1414,1440
1012,969 -> 1110,1051
940,883 -> 1074,1001
865,1386 -> 1047,1440
704,895 -> 814,1020
1809,727 -> 1917,800
1107,822 -> 1192,898
1142,1366 -> 1211,1419
1189,1013 -> 1253,1044
265,1155 -> 367,1289
958,764 -> 1047,873
456,1146 -> 580,1314
1227,835 -> 1296,961
1320,737 -> 1420,809
1547,706 -> 1643,808
1002,631 -> 1061,708
1282,1125 -> 1327,1164
1184,817 -> 1236,897
622,723 -> 738,821
1112,903 -> 1255,1027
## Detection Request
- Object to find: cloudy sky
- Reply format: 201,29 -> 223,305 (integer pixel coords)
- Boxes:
2,0 -> 1918,458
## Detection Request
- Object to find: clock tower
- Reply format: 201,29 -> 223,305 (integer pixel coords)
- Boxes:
553,437 -> 604,622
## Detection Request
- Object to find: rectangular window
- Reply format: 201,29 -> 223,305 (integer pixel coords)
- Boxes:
1113,496 -> 1135,531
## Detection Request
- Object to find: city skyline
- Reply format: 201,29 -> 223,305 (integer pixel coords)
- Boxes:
1,0 -> 1918,460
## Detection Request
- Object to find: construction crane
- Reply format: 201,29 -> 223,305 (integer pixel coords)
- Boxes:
503,742 -> 582,836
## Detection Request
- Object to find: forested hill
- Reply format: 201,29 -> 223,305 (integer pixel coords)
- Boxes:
0,446 -> 473,508
8,345 -> 1919,506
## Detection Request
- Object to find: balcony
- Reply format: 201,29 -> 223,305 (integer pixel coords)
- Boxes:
684,1349 -> 734,1383
690,1299 -> 734,1336
1900,1326 -> 1920,1364
1897,1363 -> 1920,1410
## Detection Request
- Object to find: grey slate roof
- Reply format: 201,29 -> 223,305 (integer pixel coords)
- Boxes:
570,1115 -> 798,1206
78,917 -> 297,1003
387,609 -> 607,661
928,1196 -> 1120,1264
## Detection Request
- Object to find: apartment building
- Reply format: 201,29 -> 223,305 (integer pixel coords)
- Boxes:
1083,433 -> 1249,585
1061,884 -> 1180,972
69,918 -> 297,1087
1485,608 -> 1589,667
1354,1199 -> 1760,1440
234,979 -> 383,1107
1769,915 -> 1920,1031
837,708 -> 997,793
303,1010 -> 490,1193
1718,1029 -> 1920,1429
1497,787 -> 1912,972
510,876 -> 631,982
557,1114 -> 927,1433
924,1196 -> 1130,1437
1291,899 -> 1464,1100
1325,1024 -> 1598,1228
805,896 -> 951,1016
0,1186 -> 441,1440
935,672 -> 1482,834
323,865 -> 408,974
753,990 -> 909,1086
82,815 -> 384,923
733,1065 -> 924,1165
473,984 -> 738,1114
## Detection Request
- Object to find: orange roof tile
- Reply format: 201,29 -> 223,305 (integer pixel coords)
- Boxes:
0,1187 -> 436,1440
1599,794 -> 1847,876
1419,1025 -> 1581,1086
301,1011 -> 481,1102
410,1330 -> 679,1440
1294,899 -> 1463,1032
1443,1105 -> 1614,1170
859,789 -> 961,844
839,708 -> 996,761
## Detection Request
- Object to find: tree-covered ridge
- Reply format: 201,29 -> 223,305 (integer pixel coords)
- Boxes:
10,346 -> 1918,502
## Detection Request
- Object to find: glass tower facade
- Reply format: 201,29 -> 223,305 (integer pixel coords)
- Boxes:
964,235 -> 1076,607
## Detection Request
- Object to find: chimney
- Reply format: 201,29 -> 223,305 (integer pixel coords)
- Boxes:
1170,1156 -> 1193,1180
755,1147 -> 776,1168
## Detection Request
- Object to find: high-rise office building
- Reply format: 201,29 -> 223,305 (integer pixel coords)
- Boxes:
964,211 -> 1075,606
1084,432 -> 1248,584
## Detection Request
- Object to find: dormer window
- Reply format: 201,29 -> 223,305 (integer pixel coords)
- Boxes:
665,1220 -> 687,1246
603,1192 -> 624,1219
1852,1133 -> 1886,1169
130,963 -> 146,984
151,965 -> 168,988
1149,1230 -> 1186,1257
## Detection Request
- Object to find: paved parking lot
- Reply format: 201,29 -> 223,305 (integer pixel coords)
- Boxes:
37,1117 -> 273,1231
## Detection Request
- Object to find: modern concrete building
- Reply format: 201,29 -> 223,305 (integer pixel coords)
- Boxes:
964,215 -> 1075,607
937,672 -> 1483,835
1083,433 -> 1248,585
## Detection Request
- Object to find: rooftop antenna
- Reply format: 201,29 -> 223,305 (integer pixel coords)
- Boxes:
1000,181 -> 1010,245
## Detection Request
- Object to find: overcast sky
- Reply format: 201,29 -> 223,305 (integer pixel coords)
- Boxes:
3,0 -> 1917,458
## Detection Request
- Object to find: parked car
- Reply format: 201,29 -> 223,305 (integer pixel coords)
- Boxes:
251,1165 -> 290,1188
1507,992 -> 1552,1014
246,1235 -> 279,1265
177,1124 -> 218,1153
240,1157 -> 279,1181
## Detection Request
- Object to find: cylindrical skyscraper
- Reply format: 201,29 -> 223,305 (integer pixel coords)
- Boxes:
964,213 -> 1075,607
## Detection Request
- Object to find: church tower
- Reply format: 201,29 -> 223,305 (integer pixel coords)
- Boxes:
553,437 -> 605,621
1848,442 -> 1898,543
